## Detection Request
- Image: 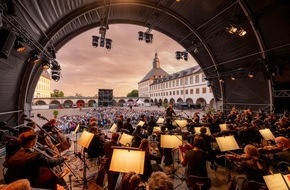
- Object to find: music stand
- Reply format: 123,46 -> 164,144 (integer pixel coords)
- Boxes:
72,124 -> 80,154
157,118 -> 165,124
259,129 -> 275,141
219,123 -> 227,131
110,147 -> 145,174
137,121 -> 145,127
78,131 -> 94,190
110,123 -> 117,133
160,134 -> 183,186
215,135 -> 240,184
263,173 -> 290,190
174,119 -> 188,129
118,133 -> 134,147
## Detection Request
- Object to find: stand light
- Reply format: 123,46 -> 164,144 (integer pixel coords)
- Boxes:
175,51 -> 188,61
78,131 -> 94,190
194,127 -> 211,135
110,147 -> 145,174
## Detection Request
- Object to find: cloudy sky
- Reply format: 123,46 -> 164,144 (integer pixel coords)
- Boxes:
51,24 -> 197,97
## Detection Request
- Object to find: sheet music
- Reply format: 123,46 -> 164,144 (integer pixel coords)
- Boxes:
263,173 -> 289,190
157,118 -> 164,124
283,174 -> 290,188
219,123 -> 227,131
259,129 -> 275,141
137,121 -> 145,127
110,123 -> 117,132
215,136 -> 239,152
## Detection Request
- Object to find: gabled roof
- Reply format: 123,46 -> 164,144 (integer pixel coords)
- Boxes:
139,52 -> 169,83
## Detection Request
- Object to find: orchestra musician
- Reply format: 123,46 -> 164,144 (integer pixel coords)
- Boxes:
165,105 -> 176,119
3,130 -> 65,189
273,136 -> 290,163
38,119 -> 71,155
228,144 -> 269,190
180,136 -> 209,178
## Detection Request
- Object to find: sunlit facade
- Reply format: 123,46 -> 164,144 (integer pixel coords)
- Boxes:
138,54 -> 215,107
34,70 -> 51,98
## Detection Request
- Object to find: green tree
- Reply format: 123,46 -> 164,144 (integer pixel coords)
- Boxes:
51,89 -> 64,97
127,89 -> 138,97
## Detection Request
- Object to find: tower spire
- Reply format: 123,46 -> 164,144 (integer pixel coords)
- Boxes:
153,51 -> 160,68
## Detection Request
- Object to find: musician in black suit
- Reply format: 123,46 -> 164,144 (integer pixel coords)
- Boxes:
4,130 -> 65,189
166,105 -> 176,119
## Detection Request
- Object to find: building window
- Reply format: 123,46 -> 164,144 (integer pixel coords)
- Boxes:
209,88 -> 212,93
202,74 -> 206,82
190,89 -> 193,94
176,79 -> 179,86
185,77 -> 188,85
190,76 -> 193,84
196,88 -> 200,94
170,91 -> 172,95
180,78 -> 183,86
173,91 -> 175,95
177,90 -> 179,95
181,90 -> 183,95
202,87 -> 206,94
185,89 -> 188,94
169,81 -> 171,88
195,75 -> 199,83
172,81 -> 175,87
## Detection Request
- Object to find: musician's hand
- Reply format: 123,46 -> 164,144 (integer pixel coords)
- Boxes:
56,184 -> 66,190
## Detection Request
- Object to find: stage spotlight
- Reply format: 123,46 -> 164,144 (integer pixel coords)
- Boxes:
145,33 -> 153,43
138,31 -> 144,41
248,71 -> 254,78
14,40 -> 25,52
92,36 -> 99,47
105,38 -> 112,50
100,37 -> 105,47
231,75 -> 236,80
175,51 -> 182,60
51,70 -> 61,82
237,28 -> 247,37
42,60 -> 50,70
183,52 -> 188,61
226,24 -> 238,34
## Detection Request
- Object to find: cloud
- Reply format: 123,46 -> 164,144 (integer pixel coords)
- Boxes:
52,24 -> 197,97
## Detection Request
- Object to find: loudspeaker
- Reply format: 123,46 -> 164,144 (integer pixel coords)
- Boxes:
0,29 -> 16,59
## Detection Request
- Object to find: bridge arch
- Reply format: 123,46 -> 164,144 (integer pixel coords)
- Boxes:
35,100 -> 46,105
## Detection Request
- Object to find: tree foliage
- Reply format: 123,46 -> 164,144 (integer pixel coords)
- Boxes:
51,89 -> 64,97
127,89 -> 138,97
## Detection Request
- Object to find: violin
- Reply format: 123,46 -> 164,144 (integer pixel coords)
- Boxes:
179,143 -> 194,153
258,146 -> 282,154
217,153 -> 250,162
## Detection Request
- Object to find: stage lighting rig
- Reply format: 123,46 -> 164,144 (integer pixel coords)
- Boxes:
175,51 -> 189,61
138,31 -> 153,43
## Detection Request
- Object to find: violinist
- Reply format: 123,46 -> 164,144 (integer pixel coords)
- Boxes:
181,136 -> 209,178
4,130 -> 65,189
273,136 -> 290,163
229,144 -> 269,190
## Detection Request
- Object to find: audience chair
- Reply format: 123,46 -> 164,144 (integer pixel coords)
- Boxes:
186,175 -> 211,190
246,180 -> 268,190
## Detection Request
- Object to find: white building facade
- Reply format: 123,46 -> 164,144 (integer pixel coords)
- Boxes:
34,70 -> 51,98
138,53 -> 216,108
